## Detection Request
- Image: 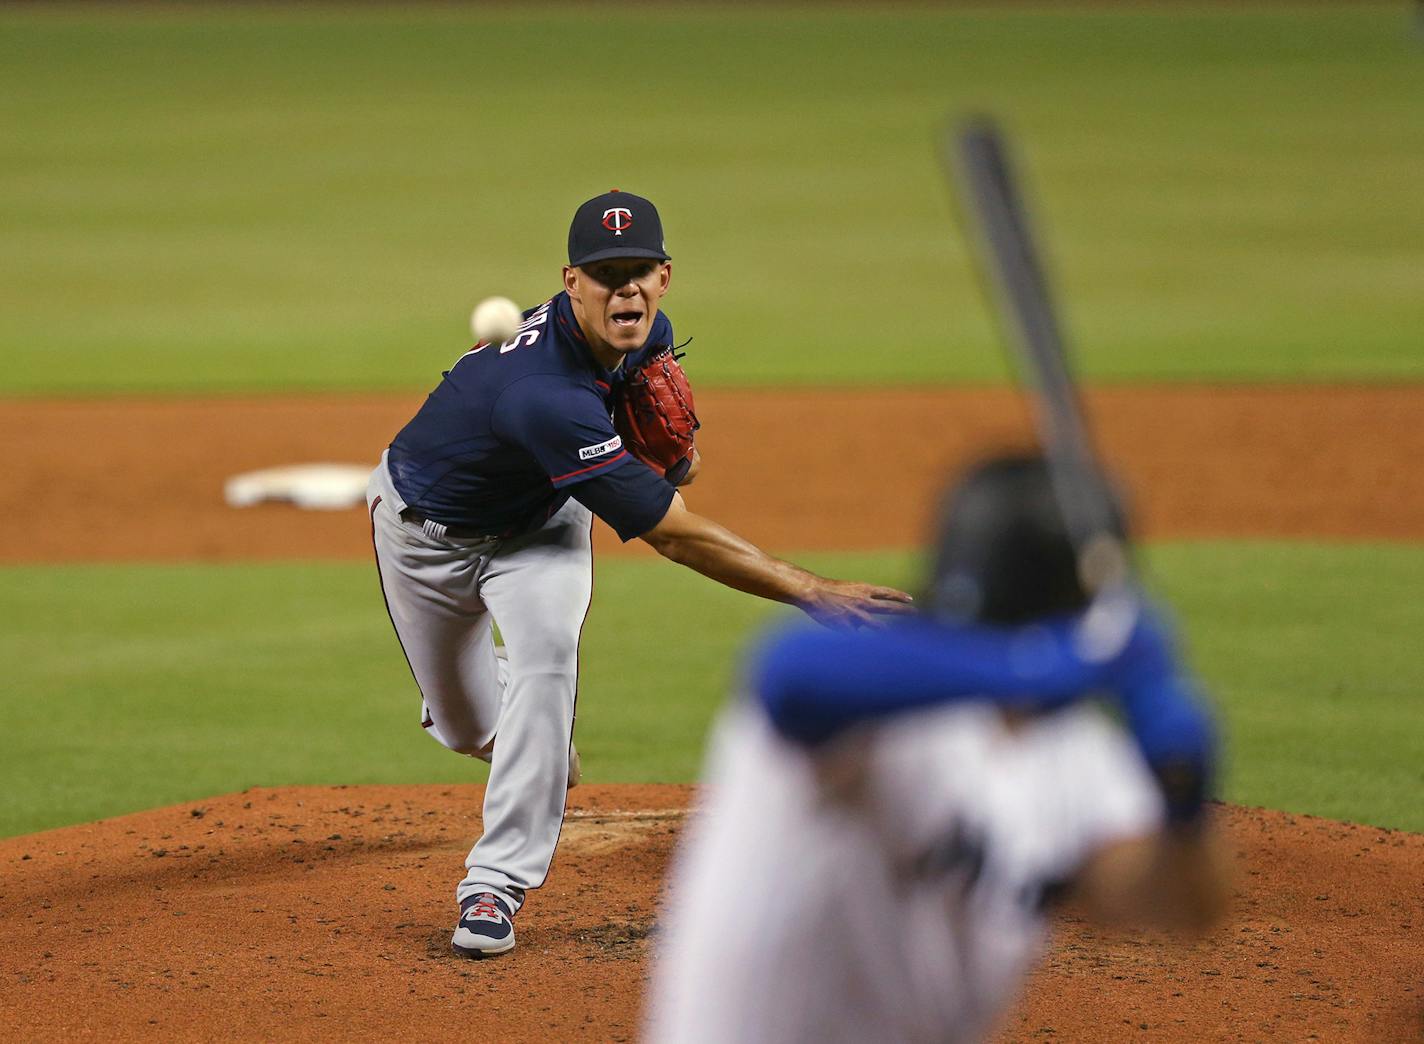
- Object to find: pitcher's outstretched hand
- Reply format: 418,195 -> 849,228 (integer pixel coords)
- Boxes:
798,580 -> 915,630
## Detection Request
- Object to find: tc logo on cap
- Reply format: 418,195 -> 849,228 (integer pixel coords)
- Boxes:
602,207 -> 633,236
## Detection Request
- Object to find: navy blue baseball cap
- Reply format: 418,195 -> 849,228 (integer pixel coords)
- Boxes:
568,189 -> 670,267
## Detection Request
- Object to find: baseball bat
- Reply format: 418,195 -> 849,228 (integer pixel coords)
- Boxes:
941,116 -> 1128,594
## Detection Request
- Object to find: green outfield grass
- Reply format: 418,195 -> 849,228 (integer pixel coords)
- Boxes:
2,4 -> 1421,394
2,542 -> 1420,838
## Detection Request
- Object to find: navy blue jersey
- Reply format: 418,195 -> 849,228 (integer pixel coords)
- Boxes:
388,292 -> 675,538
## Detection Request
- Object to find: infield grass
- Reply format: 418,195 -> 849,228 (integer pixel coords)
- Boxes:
2,542 -> 1421,838
3,4 -> 1422,394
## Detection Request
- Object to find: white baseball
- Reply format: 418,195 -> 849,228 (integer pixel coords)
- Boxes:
471,296 -> 523,344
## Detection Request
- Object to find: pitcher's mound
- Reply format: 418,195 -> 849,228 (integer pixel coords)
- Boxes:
1,786 -> 1419,1042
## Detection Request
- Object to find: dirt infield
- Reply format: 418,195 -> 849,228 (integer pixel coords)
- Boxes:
1,785 -> 1419,1042
4,384 -> 1423,1039
4,384 -> 1424,563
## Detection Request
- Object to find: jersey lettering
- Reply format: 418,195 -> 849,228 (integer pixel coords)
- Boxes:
460,301 -> 554,359
500,328 -> 541,352
901,817 -> 988,897
499,301 -> 553,353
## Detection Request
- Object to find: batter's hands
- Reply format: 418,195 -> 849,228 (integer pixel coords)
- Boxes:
797,579 -> 914,630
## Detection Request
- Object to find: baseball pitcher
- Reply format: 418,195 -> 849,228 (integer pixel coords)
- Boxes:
646,455 -> 1229,1042
366,190 -> 912,957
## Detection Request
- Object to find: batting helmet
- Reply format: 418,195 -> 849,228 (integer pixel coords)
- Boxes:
923,453 -> 1129,625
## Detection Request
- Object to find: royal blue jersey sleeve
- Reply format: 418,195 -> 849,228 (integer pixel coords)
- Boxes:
751,601 -> 1218,820
1106,609 -> 1217,822
751,615 -> 1119,745
491,374 -> 632,488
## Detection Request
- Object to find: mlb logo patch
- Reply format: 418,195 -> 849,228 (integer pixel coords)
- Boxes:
578,435 -> 622,461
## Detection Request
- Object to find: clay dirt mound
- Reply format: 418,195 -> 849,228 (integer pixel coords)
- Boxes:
1,786 -> 1419,1042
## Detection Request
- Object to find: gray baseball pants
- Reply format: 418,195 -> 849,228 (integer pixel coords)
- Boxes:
367,453 -> 592,914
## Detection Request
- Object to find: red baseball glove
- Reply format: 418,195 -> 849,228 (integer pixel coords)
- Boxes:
614,346 -> 700,485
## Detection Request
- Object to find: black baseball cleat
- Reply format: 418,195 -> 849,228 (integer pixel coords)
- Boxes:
451,892 -> 515,957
